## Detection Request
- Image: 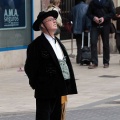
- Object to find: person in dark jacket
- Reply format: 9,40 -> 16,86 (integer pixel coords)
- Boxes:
113,6 -> 120,53
24,10 -> 77,120
87,0 -> 115,69
70,0 -> 91,64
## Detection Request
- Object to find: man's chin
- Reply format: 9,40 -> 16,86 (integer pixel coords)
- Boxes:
53,28 -> 57,31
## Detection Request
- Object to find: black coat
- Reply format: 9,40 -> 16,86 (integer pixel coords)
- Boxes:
24,33 -> 78,99
87,0 -> 115,26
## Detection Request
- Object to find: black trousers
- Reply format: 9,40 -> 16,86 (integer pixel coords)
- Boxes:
36,97 -> 61,120
90,24 -> 110,65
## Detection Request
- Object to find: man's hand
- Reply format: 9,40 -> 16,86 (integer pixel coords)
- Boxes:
93,17 -> 104,24
99,17 -> 104,24
93,16 -> 100,24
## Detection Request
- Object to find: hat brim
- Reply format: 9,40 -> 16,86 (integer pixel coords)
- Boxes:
32,10 -> 58,31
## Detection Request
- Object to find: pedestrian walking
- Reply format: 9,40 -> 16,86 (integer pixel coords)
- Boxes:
70,0 -> 91,64
24,10 -> 77,120
87,0 -> 115,69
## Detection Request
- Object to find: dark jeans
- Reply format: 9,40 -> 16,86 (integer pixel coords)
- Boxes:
74,34 -> 88,63
36,97 -> 61,120
90,24 -> 110,65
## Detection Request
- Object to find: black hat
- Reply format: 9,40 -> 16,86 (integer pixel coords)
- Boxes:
32,10 -> 58,31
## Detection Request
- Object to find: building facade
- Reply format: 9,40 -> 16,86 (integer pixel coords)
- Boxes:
0,0 -> 119,69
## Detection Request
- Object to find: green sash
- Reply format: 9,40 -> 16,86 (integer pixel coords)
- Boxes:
59,57 -> 70,80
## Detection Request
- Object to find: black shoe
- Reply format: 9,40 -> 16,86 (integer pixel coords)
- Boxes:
88,64 -> 98,69
103,64 -> 109,68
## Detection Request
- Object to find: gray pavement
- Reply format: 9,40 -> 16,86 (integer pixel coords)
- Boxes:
0,44 -> 120,119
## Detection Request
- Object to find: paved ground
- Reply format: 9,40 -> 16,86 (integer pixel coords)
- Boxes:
0,45 -> 120,119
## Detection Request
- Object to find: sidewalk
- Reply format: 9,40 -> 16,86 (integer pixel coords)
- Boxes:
0,50 -> 120,119
0,53 -> 120,111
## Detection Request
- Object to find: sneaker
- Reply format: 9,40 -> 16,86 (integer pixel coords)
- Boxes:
88,64 -> 98,69
103,64 -> 109,68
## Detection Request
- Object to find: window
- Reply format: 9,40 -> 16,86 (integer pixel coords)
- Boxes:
0,0 -> 32,50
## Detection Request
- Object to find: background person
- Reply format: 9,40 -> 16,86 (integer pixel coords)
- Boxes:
113,6 -> 120,53
70,0 -> 91,64
47,0 -> 62,37
87,0 -> 115,69
24,10 -> 77,120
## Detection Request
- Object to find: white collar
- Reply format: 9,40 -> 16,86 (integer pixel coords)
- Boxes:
44,33 -> 56,43
43,33 -> 64,60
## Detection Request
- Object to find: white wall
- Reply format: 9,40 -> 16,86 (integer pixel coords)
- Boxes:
33,0 -> 41,39
0,50 -> 26,69
118,0 -> 120,6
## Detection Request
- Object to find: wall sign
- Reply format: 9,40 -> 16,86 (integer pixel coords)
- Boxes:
0,0 -> 26,30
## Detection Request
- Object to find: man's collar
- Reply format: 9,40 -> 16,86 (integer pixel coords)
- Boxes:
44,33 -> 56,43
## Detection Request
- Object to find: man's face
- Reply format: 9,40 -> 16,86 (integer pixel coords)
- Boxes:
42,16 -> 57,32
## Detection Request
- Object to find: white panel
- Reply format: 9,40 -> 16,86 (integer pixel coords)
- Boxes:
118,0 -> 120,6
33,0 -> 41,38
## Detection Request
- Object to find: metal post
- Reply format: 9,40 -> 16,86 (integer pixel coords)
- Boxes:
69,33 -> 75,58
41,0 -> 42,11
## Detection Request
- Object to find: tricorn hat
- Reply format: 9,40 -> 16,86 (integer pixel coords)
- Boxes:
32,10 -> 58,31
